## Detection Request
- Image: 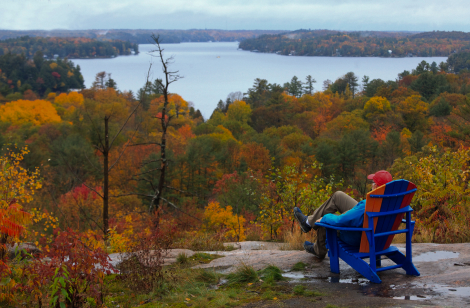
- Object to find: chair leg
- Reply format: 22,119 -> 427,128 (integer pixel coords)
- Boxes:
339,251 -> 382,283
387,250 -> 420,276
376,255 -> 382,268
325,229 -> 339,274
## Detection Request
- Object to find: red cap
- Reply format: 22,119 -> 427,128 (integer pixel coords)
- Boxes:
367,170 -> 393,187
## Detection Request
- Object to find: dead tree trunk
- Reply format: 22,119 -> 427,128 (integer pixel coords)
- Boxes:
148,34 -> 181,217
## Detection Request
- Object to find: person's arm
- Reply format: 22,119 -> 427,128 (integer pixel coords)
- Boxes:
318,200 -> 366,227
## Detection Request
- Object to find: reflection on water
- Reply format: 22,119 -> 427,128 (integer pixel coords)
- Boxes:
328,277 -> 369,285
282,272 -> 306,280
414,251 -> 460,262
393,295 -> 429,300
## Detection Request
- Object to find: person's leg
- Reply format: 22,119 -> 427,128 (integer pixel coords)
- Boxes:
307,191 -> 358,227
307,191 -> 358,257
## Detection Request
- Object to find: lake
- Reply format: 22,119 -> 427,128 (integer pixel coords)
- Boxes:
72,42 -> 447,118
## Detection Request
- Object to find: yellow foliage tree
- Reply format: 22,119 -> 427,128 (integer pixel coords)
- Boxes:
363,96 -> 391,119
204,201 -> 246,242
54,92 -> 84,107
0,147 -> 41,277
323,110 -> 369,138
226,100 -> 252,123
397,95 -> 428,132
0,99 -> 61,125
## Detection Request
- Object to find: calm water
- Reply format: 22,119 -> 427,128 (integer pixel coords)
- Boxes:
72,42 -> 447,117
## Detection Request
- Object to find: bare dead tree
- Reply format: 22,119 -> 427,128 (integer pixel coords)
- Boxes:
145,34 -> 182,215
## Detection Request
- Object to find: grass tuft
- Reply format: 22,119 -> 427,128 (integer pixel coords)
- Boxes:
291,262 -> 307,271
224,244 -> 237,251
195,269 -> 220,284
281,228 -> 316,250
176,252 -> 189,264
292,285 -> 321,297
226,263 -> 259,285
173,232 -> 226,251
258,265 -> 284,282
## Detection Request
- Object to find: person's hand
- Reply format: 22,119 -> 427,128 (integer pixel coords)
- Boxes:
316,218 -> 322,223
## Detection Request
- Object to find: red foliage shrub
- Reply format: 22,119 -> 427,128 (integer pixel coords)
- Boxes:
20,229 -> 116,307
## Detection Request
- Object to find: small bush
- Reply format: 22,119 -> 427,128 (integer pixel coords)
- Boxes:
19,229 -> 116,307
226,264 -> 258,285
118,228 -> 173,293
291,262 -> 307,271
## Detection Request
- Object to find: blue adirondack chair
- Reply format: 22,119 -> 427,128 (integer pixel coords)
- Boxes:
315,179 -> 420,283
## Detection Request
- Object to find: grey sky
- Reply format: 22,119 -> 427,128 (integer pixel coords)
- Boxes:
1,0 -> 469,31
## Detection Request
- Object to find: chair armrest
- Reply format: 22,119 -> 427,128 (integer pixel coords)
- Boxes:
315,222 -> 372,232
369,188 -> 417,198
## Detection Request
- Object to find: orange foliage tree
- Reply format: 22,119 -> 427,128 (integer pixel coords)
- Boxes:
240,142 -> 271,173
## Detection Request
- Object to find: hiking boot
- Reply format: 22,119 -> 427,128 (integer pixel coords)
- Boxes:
303,241 -> 325,260
294,207 -> 311,233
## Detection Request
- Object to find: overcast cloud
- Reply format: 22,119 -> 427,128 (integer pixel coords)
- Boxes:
1,0 -> 469,31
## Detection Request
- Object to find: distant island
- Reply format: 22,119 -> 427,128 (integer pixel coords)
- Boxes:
239,30 -> 470,57
0,36 -> 138,59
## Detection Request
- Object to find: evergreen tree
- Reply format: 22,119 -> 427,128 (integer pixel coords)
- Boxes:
409,131 -> 427,153
343,72 -> 359,98
430,98 -> 451,117
284,76 -> 303,97
304,75 -> 316,95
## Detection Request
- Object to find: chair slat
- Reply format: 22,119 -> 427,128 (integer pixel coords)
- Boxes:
360,185 -> 386,253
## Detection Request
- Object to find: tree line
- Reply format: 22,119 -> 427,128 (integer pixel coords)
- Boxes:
0,30 -> 286,45
0,36 -> 139,59
239,30 -> 470,57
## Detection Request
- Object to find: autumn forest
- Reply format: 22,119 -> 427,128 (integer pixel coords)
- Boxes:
1,32 -> 470,307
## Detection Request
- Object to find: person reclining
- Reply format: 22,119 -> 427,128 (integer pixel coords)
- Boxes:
293,170 -> 393,259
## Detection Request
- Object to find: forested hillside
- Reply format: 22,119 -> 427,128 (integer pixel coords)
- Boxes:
0,36 -> 138,58
239,30 -> 470,57
1,43 -> 470,306
0,53 -> 84,98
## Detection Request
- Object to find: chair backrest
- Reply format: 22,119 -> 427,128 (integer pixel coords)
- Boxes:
359,179 -> 417,253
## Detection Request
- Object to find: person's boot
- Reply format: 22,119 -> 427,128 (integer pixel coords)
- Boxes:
294,207 -> 311,233
303,241 -> 325,260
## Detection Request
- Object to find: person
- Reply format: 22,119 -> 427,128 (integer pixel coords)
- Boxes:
293,170 -> 393,259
